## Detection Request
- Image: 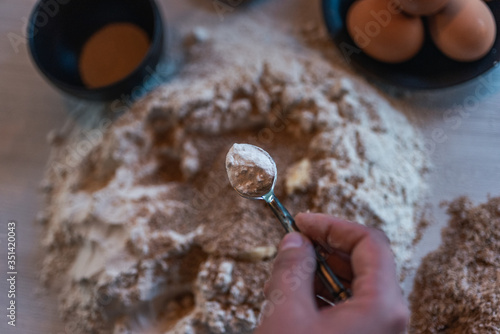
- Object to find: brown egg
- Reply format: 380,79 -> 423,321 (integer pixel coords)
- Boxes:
398,0 -> 449,16
429,0 -> 496,62
346,0 -> 425,63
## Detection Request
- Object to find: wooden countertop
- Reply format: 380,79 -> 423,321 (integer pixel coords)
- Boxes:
1,0 -> 499,333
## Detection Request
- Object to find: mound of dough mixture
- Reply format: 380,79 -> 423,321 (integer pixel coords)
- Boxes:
410,197 -> 500,334
38,19 -> 428,334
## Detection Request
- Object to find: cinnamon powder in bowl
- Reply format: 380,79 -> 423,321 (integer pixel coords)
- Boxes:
28,0 -> 164,100
79,23 -> 151,89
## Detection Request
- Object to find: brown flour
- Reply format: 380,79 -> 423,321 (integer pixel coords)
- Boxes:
409,197 -> 500,333
39,17 -> 428,334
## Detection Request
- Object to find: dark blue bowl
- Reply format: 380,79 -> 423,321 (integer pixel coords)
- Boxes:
28,0 -> 164,100
322,0 -> 500,89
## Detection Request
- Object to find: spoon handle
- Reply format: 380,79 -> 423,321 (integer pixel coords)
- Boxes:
266,195 -> 351,304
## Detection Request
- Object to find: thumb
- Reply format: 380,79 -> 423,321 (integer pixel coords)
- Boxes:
264,233 -> 317,316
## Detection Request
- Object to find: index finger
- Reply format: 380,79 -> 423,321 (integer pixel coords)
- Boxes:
295,213 -> 398,295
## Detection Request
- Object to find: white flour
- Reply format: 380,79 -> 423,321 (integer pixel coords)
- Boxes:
38,15 -> 429,334
226,143 -> 276,197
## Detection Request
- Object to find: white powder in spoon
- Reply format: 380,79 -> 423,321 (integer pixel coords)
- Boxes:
226,144 -> 277,198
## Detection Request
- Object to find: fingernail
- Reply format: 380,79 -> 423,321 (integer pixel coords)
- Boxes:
280,233 -> 304,251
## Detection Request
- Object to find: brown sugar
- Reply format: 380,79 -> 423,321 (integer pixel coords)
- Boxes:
78,23 -> 150,89
410,196 -> 500,333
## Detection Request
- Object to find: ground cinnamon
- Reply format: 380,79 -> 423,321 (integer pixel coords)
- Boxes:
79,23 -> 150,89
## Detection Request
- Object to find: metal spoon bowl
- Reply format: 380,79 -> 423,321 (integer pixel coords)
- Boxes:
228,144 -> 278,200
226,143 -> 351,304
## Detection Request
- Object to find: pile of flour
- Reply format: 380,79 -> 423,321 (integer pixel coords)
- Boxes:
410,197 -> 500,333
226,143 -> 277,197
38,16 -> 428,334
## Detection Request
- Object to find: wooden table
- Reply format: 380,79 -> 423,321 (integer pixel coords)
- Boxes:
1,0 -> 499,333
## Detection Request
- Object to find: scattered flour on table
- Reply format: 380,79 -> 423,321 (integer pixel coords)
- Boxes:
38,17 -> 428,334
410,196 -> 500,334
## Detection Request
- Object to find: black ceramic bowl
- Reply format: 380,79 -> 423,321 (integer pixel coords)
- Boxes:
28,0 -> 164,100
322,0 -> 500,89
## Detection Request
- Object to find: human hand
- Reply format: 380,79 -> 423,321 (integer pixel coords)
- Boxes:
254,213 -> 409,334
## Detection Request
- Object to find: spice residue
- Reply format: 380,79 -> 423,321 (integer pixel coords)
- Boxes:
79,23 -> 150,88
226,143 -> 276,198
